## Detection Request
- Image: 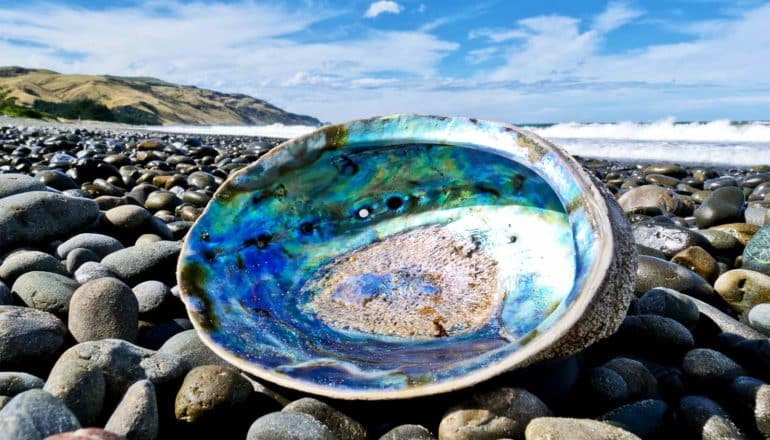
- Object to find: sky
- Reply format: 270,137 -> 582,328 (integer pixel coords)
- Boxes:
1,0 -> 770,123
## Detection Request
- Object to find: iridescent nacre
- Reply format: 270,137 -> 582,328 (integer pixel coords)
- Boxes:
178,114 -> 637,399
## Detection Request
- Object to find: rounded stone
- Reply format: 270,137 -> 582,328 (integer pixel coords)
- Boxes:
743,224 -> 770,275
634,287 -> 700,328
695,186 -> 745,229
0,281 -> 10,305
600,399 -> 669,439
104,380 -> 158,440
43,359 -> 106,425
44,428 -> 126,440
11,271 -> 80,319
699,229 -> 744,255
56,233 -> 124,260
438,387 -> 551,440
132,281 -> 173,319
103,205 -> 152,231
0,389 -> 80,439
618,185 -> 682,215
283,397 -> 366,440
0,173 -> 50,198
53,339 -> 190,399
525,417 -> 641,440
578,367 -> 629,412
714,269 -> 770,313
670,246 -> 720,284
609,314 -> 695,357
748,303 -> 770,336
144,191 -> 182,212
379,424 -> 435,440
0,305 -> 66,371
730,376 -> 770,437
631,221 -> 710,258
0,250 -> 68,284
634,256 -> 716,303
0,372 -> 44,397
0,192 -> 100,253
74,262 -> 117,284
175,365 -> 253,423
36,170 -> 79,191
101,241 -> 181,285
246,411 -> 336,440
158,329 -> 227,368
68,277 -> 139,343
709,223 -> 760,246
65,248 -> 100,273
682,348 -> 746,384
379,425 -> 435,440
677,395 -> 746,440
602,358 -> 658,400
689,295 -> 766,339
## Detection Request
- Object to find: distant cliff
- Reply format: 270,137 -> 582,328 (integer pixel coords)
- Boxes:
0,67 -> 321,126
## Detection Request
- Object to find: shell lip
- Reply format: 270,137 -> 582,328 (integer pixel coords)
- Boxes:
177,113 -> 616,400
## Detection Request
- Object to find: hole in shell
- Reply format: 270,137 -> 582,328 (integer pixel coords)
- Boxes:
386,196 -> 404,210
357,207 -> 371,219
299,222 -> 314,235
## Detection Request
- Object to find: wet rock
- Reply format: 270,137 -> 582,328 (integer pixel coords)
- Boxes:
631,221 -> 710,258
68,278 -> 138,343
714,269 -> 770,314
710,223 -> 760,246
634,256 -> 717,304
671,246 -> 720,284
743,224 -> 770,275
617,185 -> 682,215
695,186 -> 745,228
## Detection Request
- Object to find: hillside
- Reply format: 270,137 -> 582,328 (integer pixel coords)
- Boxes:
0,67 -> 321,126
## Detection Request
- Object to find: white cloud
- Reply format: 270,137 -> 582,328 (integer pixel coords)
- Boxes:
364,1 -> 401,18
592,1 -> 644,33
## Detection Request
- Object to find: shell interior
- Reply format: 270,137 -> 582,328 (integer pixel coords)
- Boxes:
179,115 -> 602,399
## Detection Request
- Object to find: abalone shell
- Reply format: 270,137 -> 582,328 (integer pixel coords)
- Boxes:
178,114 -> 637,399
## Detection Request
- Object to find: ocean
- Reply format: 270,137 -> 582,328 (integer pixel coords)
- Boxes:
151,118 -> 770,167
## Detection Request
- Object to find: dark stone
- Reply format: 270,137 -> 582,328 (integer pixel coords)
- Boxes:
695,186 -> 745,228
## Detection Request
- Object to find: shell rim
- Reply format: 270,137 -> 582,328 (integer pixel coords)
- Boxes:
177,113 -> 614,400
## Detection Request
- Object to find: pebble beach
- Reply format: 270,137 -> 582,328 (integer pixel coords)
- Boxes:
0,120 -> 770,440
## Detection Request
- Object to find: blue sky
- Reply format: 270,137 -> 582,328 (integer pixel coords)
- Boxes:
1,0 -> 770,123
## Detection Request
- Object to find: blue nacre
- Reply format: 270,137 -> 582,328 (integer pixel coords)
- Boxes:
178,114 -> 630,399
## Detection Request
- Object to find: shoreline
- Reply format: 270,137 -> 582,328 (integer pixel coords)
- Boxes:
0,121 -> 768,438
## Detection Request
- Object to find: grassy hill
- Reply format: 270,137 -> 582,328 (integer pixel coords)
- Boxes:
0,66 -> 321,126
